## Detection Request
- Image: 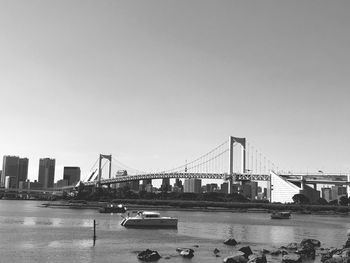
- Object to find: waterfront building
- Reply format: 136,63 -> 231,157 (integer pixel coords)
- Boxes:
173,179 -> 183,192
63,166 -> 81,186
161,178 -> 171,192
242,183 -> 251,199
263,188 -> 267,199
115,170 -> 129,189
1,156 -> 28,188
140,179 -> 153,192
141,179 -> 152,192
220,182 -> 229,194
321,187 -> 332,202
56,179 -> 69,188
29,180 -> 43,190
331,185 -> 347,200
206,183 -> 218,192
270,171 -> 320,203
38,158 -> 55,188
184,178 -> 202,193
231,183 -> 242,194
18,158 -> 29,187
250,181 -> 258,200
242,182 -> 259,199
129,180 -> 140,191
145,183 -> 153,192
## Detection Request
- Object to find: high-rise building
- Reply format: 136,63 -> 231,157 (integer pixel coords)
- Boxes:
241,181 -> 258,200
321,187 -> 332,202
56,179 -> 69,188
129,180 -> 140,191
161,178 -> 171,191
142,179 -> 152,191
330,185 -> 347,201
1,156 -> 28,188
221,182 -> 229,194
173,179 -> 183,192
38,158 -> 55,188
18,158 -> 29,186
206,183 -> 218,192
63,166 -> 81,186
184,178 -> 202,193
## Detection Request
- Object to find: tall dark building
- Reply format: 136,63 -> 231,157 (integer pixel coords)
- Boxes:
18,158 -> 29,186
1,156 -> 28,188
161,178 -> 171,191
38,158 -> 55,188
63,166 -> 81,186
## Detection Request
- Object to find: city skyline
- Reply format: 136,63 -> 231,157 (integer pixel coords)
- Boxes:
1,1 -> 350,183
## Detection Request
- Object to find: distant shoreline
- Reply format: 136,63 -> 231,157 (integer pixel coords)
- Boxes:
40,199 -> 350,215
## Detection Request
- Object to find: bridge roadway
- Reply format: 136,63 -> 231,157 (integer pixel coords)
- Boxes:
84,172 -> 350,186
280,174 -> 350,185
83,172 -> 271,186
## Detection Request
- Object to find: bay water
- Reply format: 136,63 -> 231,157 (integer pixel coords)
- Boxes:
0,200 -> 349,263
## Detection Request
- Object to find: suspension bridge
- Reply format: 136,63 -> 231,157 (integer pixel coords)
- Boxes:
81,136 -> 350,198
2,136 -> 348,202
82,136 -> 271,189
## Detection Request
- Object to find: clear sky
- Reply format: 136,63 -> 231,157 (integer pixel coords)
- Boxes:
0,0 -> 349,183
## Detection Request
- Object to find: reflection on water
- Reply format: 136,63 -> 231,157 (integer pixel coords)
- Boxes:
0,200 -> 349,263
269,226 -> 295,244
48,239 -> 92,249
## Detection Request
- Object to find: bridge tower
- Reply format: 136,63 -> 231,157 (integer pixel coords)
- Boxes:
97,154 -> 112,187
227,136 -> 246,193
228,136 -> 246,174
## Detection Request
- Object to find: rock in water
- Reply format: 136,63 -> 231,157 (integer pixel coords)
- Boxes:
223,252 -> 247,263
247,253 -> 267,263
176,248 -> 194,258
282,254 -> 302,263
224,238 -> 238,246
286,243 -> 299,250
300,238 -> 321,247
345,238 -> 350,248
137,249 -> 161,262
297,243 -> 315,259
239,246 -> 253,258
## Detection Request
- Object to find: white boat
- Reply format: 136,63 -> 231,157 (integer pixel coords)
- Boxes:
120,211 -> 178,228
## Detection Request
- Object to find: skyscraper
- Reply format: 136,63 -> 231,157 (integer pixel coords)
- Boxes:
1,156 -> 28,188
18,158 -> 29,186
161,178 -> 171,191
63,166 -> 81,186
38,158 -> 55,188
184,178 -> 202,193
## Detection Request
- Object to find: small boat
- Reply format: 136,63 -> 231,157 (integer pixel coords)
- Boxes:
271,211 -> 291,219
120,211 -> 178,228
99,203 -> 126,213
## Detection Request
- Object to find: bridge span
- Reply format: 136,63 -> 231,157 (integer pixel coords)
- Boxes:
83,172 -> 271,186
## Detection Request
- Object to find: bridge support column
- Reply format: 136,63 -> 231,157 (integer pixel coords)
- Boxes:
97,154 -> 112,187
228,136 -> 246,194
228,136 -> 246,175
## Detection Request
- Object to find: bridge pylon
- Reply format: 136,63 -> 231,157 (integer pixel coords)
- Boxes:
228,136 -> 246,193
96,154 -> 112,187
228,136 -> 246,175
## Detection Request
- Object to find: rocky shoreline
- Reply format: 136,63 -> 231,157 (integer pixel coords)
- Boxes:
137,236 -> 350,263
